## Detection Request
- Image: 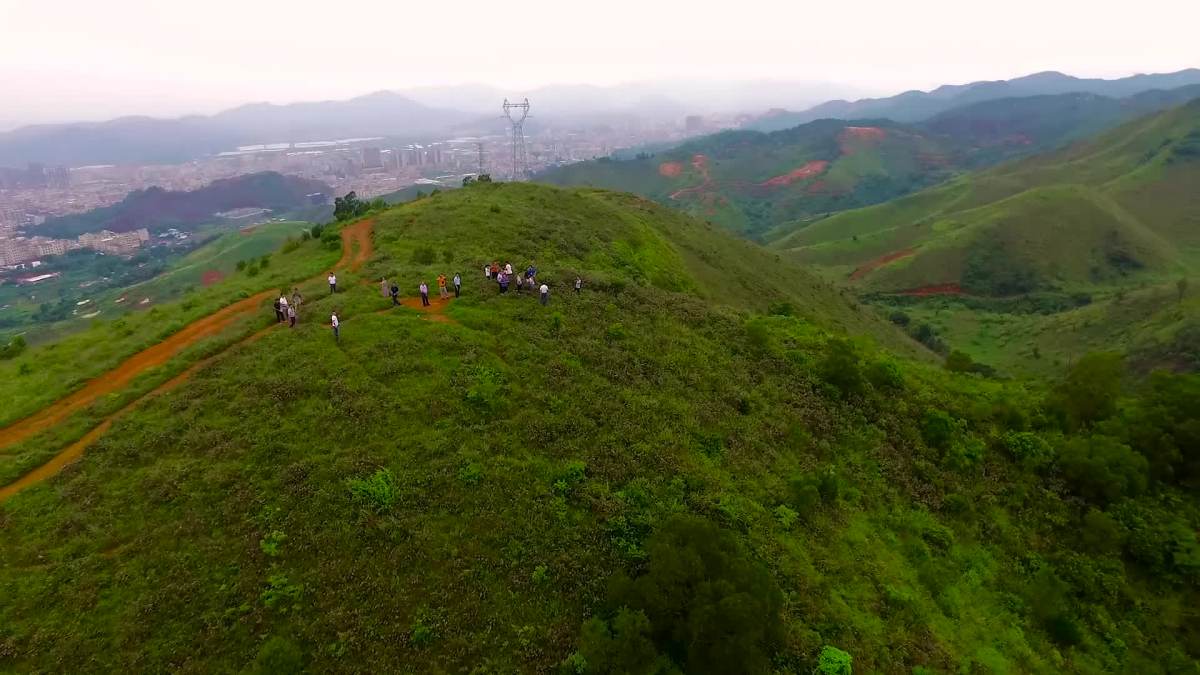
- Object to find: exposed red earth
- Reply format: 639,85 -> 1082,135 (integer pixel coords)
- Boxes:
759,160 -> 830,187
848,248 -> 916,281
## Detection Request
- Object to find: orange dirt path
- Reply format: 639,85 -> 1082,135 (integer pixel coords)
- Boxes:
848,248 -> 915,281
398,295 -> 457,323
0,217 -> 374,501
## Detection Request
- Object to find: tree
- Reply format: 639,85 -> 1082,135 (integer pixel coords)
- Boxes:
476,173 -> 493,183
945,350 -> 974,373
1050,352 -> 1124,431
600,515 -> 784,674
462,175 -> 475,187
1059,434 -> 1148,504
333,191 -> 361,221
819,339 -> 865,398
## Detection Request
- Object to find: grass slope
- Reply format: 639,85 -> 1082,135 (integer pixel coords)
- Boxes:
1,183 -> 1197,674
775,99 -> 1200,295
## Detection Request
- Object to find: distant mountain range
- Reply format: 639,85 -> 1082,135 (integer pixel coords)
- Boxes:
771,99 -> 1200,296
0,93 -> 477,167
539,84 -> 1200,238
747,69 -> 1200,132
33,172 -> 332,238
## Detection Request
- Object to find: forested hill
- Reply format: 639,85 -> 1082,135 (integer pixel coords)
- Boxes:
1,182 -> 1197,673
34,171 -> 332,238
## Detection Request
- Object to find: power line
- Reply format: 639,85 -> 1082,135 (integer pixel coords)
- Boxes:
502,98 -> 530,181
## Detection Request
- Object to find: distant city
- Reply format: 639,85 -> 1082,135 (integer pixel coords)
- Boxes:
0,106 -> 744,268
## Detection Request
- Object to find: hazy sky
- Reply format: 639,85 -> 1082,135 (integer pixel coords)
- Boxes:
2,0 -> 1197,128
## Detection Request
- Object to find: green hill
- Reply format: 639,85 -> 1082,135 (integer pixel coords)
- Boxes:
2,183 -> 1198,674
774,99 -> 1200,295
541,89 -> 1200,241
541,119 -> 960,239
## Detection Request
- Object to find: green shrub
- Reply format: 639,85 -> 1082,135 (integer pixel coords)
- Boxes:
260,574 -> 303,613
259,530 -> 287,557
1049,352 -> 1124,431
865,359 -> 904,391
597,515 -> 785,674
945,350 -> 974,373
920,410 -> 959,451
1003,431 -> 1053,467
820,338 -> 865,398
1059,435 -> 1148,503
411,246 -> 437,265
247,637 -> 304,675
346,468 -> 400,513
815,645 -> 853,674
0,335 -> 26,360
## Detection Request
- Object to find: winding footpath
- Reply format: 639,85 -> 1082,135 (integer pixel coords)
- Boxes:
0,219 -> 374,503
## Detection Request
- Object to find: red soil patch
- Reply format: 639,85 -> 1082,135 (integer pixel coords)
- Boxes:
839,126 -> 886,155
669,154 -> 714,200
0,217 -> 377,500
759,160 -> 830,187
849,248 -> 915,281
200,269 -> 225,286
899,283 -> 965,297
398,295 -> 457,324
658,161 -> 684,178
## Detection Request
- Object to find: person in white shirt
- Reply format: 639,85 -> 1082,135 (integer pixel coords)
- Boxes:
504,262 -> 513,276
574,277 -> 582,294
539,283 -> 550,306
328,272 -> 337,294
331,311 -> 340,341
453,273 -> 462,298
287,304 -> 297,328
279,294 -> 289,317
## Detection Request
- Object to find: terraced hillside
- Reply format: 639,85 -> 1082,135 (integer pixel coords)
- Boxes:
2,183 -> 1198,674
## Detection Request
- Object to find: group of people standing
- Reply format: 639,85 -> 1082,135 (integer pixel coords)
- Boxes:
414,273 -> 462,306
485,261 -> 561,305
273,288 -> 305,328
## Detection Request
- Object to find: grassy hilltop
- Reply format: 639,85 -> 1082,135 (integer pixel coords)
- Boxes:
1,183 -> 1198,674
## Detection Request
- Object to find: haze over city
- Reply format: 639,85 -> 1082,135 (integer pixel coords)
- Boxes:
3,0 -> 1198,127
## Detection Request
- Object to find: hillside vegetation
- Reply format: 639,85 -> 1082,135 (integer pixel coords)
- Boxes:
541,88 -> 1200,241
1,183 -> 1198,674
774,99 -> 1200,295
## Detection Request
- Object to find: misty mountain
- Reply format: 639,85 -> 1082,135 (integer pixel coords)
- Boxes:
747,69 -> 1200,132
0,92 -> 477,168
402,80 -> 871,119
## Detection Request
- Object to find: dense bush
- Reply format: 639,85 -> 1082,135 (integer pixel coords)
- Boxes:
587,515 -> 784,674
1049,353 -> 1123,431
0,335 -> 26,360
1058,435 -> 1148,503
819,338 -> 865,398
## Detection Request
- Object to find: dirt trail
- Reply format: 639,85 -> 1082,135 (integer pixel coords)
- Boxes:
0,218 -> 374,501
398,295 -> 457,324
848,248 -> 915,281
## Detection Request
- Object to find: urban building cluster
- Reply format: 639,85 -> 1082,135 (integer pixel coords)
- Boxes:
0,223 -> 149,267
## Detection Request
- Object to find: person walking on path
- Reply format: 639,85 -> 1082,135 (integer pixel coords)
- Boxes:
273,297 -> 284,323
438,274 -> 449,299
328,272 -> 337,294
420,282 -> 430,306
574,277 -> 582,294
453,273 -> 462,298
539,283 -> 550,306
287,304 -> 297,328
331,311 -> 340,342
291,288 -> 303,309
390,282 -> 400,306
279,294 -> 289,318
380,277 -> 389,298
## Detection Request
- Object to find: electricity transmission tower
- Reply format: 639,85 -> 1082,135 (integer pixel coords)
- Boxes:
502,98 -> 530,181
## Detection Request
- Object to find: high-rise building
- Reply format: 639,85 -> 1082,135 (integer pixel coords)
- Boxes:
362,147 -> 383,169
